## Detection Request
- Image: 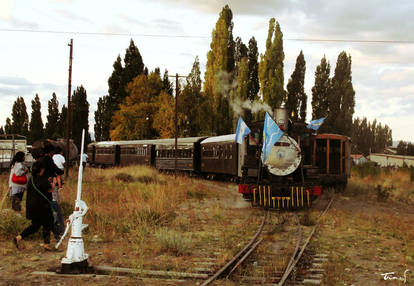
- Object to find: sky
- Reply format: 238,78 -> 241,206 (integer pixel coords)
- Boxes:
0,0 -> 413,142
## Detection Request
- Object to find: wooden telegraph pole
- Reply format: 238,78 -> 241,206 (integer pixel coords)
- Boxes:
66,39 -> 73,178
168,73 -> 187,178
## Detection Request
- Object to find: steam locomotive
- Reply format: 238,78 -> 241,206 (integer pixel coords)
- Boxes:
87,109 -> 350,209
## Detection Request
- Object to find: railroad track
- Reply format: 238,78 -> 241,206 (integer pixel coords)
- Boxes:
201,197 -> 334,286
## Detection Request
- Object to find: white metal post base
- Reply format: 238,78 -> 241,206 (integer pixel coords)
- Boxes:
61,237 -> 88,264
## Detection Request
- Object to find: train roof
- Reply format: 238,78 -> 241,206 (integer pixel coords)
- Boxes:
201,134 -> 236,144
89,137 -> 208,147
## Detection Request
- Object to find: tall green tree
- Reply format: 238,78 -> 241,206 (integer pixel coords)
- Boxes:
0,126 -> 4,135
204,5 -> 235,135
94,95 -> 111,142
11,97 -> 29,137
162,69 -> 174,96
45,93 -> 60,139
28,94 -> 44,143
259,18 -> 285,109
180,57 -> 208,136
311,56 -> 331,126
235,37 -> 248,76
286,51 -> 307,122
71,86 -> 91,151
98,39 -> 146,141
5,118 -> 12,134
247,37 -> 260,102
329,51 -> 355,136
57,105 -> 67,138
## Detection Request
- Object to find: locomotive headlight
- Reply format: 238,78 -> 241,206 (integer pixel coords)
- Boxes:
265,135 -> 301,176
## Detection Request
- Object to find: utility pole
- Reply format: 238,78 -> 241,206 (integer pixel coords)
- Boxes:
66,39 -> 73,178
168,73 -> 187,178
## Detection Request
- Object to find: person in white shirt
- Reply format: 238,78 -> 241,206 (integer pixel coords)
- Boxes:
51,146 -> 65,239
82,153 -> 88,169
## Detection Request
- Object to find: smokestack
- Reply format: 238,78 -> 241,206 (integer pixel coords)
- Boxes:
273,108 -> 288,131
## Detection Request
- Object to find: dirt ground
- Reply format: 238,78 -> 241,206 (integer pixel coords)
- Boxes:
314,194 -> 414,286
1,178 -> 413,285
0,181 -> 256,286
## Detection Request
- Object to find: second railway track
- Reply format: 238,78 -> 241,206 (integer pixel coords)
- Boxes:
202,197 -> 334,286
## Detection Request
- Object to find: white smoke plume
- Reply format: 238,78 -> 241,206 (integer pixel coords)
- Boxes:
231,97 -> 272,118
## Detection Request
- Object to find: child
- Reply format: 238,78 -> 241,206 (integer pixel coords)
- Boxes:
14,159 -> 54,251
9,151 -> 28,212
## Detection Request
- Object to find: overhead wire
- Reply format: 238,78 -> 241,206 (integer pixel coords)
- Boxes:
1,28 -> 414,44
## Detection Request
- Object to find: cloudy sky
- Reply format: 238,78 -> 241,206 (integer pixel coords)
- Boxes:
0,0 -> 413,142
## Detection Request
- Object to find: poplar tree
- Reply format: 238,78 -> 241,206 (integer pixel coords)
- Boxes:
330,51 -> 355,136
5,118 -> 12,134
94,95 -> 111,142
180,57 -> 207,136
162,69 -> 174,96
98,39 -> 146,141
11,97 -> 29,137
45,93 -> 60,139
247,37 -> 259,102
235,37 -> 248,76
0,126 -> 4,135
57,105 -> 67,138
28,94 -> 44,143
204,5 -> 235,135
259,18 -> 285,109
71,86 -> 91,151
311,56 -> 331,124
286,51 -> 307,122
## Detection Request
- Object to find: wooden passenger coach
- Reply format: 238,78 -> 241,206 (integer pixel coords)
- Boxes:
154,137 -> 206,172
200,134 -> 240,179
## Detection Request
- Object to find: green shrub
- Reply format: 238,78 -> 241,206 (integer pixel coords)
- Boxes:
352,162 -> 381,178
155,228 -> 192,256
376,184 -> 392,202
0,209 -> 29,237
114,173 -> 134,183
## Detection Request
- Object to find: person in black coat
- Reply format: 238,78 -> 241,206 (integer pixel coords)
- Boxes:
14,159 -> 54,251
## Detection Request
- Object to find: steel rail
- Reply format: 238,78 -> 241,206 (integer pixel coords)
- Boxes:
284,214 -> 302,273
277,197 -> 334,286
201,210 -> 268,286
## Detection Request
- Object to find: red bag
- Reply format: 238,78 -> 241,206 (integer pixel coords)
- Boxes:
11,173 -> 27,185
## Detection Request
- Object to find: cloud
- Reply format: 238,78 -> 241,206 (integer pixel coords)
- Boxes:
53,9 -> 93,23
0,0 -> 13,21
0,0 -> 38,28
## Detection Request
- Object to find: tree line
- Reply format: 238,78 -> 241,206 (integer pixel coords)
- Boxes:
94,5 -> 364,142
0,88 -> 90,151
396,141 -> 414,156
351,117 -> 392,155
1,5 -> 396,155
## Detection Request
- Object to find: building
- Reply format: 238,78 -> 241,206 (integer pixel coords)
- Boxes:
368,153 -> 414,168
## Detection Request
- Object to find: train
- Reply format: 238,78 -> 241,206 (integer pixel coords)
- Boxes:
87,109 -> 351,210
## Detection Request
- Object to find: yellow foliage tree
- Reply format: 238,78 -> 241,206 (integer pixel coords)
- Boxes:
110,72 -> 162,140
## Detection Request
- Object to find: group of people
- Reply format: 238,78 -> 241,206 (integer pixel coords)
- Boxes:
9,143 -> 66,251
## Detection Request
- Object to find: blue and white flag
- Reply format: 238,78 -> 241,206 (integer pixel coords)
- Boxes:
307,117 -> 326,131
262,112 -> 284,162
235,117 -> 251,144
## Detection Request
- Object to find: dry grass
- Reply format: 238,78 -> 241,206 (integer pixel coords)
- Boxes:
316,167 -> 414,285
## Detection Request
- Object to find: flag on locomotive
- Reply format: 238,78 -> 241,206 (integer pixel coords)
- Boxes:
235,117 -> 251,144
307,117 -> 326,131
262,112 -> 284,163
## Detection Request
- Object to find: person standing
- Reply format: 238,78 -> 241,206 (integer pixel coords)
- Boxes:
14,159 -> 54,251
8,151 -> 28,212
82,153 -> 88,169
52,146 -> 65,238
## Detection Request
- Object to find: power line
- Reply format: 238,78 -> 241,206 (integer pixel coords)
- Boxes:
1,28 -> 414,44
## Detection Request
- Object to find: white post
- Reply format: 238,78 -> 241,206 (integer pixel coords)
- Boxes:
59,129 -> 89,270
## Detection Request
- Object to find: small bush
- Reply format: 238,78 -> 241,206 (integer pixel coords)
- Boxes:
376,184 -> 392,202
300,211 -> 316,226
114,173 -> 134,183
155,228 -> 192,256
0,209 -> 29,237
410,167 -> 414,182
353,162 -> 381,178
135,175 -> 161,184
